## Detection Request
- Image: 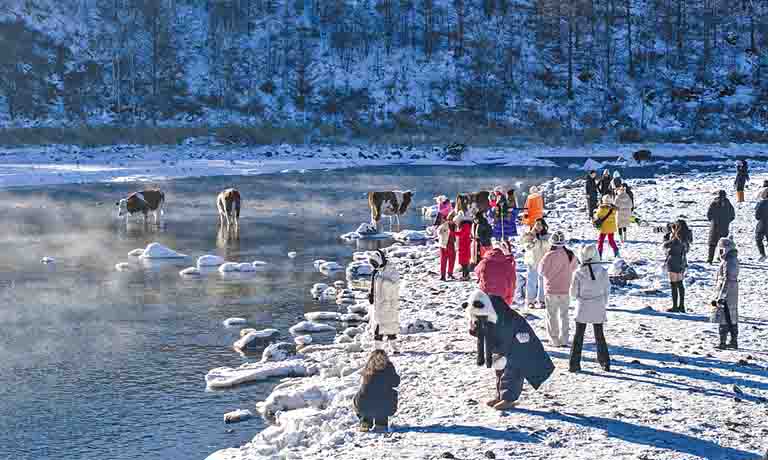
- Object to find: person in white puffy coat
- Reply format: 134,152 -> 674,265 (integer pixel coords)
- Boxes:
613,185 -> 634,243
568,244 -> 611,373
520,218 -> 551,309
368,250 -> 401,354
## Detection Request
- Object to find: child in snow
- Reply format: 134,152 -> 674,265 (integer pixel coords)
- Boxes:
453,212 -> 473,281
437,212 -> 457,280
471,211 -> 493,266
712,238 -> 740,350
433,195 -> 453,227
707,190 -> 735,264
538,231 -> 578,347
368,250 -> 401,354
520,218 -> 551,309
569,244 -> 611,372
353,349 -> 401,432
663,223 -> 689,313
522,186 -> 544,230
475,240 -> 517,306
735,160 -> 750,203
614,185 -> 634,243
465,289 -> 555,410
594,195 -> 620,259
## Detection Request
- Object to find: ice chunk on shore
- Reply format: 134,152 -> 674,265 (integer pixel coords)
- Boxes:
197,255 -> 225,267
115,262 -> 134,272
218,262 -> 240,273
179,267 -> 201,277
223,409 -> 253,424
294,335 -> 313,346
128,248 -> 145,257
206,359 -> 318,389
41,256 -> 56,264
261,342 -> 298,363
289,321 -> 336,335
222,317 -> 247,327
319,261 -> 343,273
140,242 -> 187,259
252,260 -> 268,269
236,263 -> 256,272
233,328 -> 280,351
287,251 -> 298,258
304,312 -> 343,322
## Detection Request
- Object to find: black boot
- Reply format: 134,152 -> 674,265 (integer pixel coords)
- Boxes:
667,282 -> 679,312
728,324 -> 739,349
594,324 -> 611,371
678,282 -> 685,313
373,417 -> 389,432
569,323 -> 586,372
716,325 -> 729,349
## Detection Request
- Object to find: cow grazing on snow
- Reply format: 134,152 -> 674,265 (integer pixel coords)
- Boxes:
217,188 -> 242,228
116,189 -> 165,223
368,190 -> 413,229
632,149 -> 652,162
455,191 -> 490,216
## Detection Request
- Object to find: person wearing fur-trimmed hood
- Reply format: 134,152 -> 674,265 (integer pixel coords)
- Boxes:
368,250 -> 401,354
464,289 -> 555,410
569,244 -> 611,373
712,238 -> 739,350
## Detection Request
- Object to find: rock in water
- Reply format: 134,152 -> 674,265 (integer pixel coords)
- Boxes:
140,242 -> 187,259
233,328 -> 280,351
197,255 -> 225,267
128,248 -> 145,257
179,266 -> 201,277
222,317 -> 247,327
261,342 -> 298,363
287,251 -> 298,259
223,409 -> 253,424
41,257 -> 56,264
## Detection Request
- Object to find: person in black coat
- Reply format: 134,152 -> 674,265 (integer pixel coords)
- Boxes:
353,349 -> 400,432
663,223 -> 688,313
707,190 -> 736,264
755,188 -> 768,261
734,160 -> 749,203
585,170 -> 599,218
465,289 -> 555,410
599,169 -> 612,197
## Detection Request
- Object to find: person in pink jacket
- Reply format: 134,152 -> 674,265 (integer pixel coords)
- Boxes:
537,231 -> 578,347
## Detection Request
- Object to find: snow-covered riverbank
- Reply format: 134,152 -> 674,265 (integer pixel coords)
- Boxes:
1,143 -> 767,189
206,170 -> 768,460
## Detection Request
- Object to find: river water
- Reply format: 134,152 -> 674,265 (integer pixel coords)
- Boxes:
1,165 -> 587,460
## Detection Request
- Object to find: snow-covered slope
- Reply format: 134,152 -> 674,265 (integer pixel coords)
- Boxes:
206,170 -> 768,460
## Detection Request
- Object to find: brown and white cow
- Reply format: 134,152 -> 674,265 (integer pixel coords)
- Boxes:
116,189 -> 165,223
455,191 -> 490,216
368,190 -> 413,229
217,188 -> 242,228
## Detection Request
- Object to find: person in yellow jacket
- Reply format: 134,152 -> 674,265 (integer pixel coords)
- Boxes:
522,186 -> 544,229
593,195 -> 619,259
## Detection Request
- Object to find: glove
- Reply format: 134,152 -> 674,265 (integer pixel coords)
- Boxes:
515,332 -> 530,344
368,293 -> 374,304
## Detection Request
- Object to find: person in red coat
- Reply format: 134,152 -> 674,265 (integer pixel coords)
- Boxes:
453,212 -> 473,281
474,240 -> 518,306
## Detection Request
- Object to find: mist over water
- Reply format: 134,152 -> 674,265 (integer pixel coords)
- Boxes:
0,166 -> 564,460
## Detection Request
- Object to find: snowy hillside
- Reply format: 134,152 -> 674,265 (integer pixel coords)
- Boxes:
1,0 -> 768,144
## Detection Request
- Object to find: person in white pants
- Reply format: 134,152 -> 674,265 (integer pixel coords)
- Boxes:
521,218 -> 551,309
537,231 -> 578,347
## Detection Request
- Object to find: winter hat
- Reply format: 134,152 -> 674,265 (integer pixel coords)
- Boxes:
601,195 -> 613,205
613,171 -> 621,178
463,289 -> 497,324
435,195 -> 448,203
718,237 -> 736,253
529,186 -> 539,194
760,188 -> 768,200
603,169 -> 610,176
493,185 -> 504,194
579,244 -> 599,264
763,180 -> 768,188
717,190 -> 727,199
550,230 -> 566,246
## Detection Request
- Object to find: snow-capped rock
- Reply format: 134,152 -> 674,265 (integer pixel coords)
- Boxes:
218,262 -> 240,273
115,262 -> 134,271
41,256 -> 56,264
222,317 -> 247,327
260,342 -> 298,363
197,255 -> 225,267
139,242 -> 187,259
233,328 -> 280,351
206,359 -> 318,389
223,409 -> 253,424
179,266 -> 201,277
304,312 -> 343,322
289,321 -> 336,335
128,248 -> 144,257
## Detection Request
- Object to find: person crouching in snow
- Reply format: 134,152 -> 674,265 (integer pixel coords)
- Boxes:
569,244 -> 611,372
368,250 -> 401,354
453,212 -> 473,281
475,240 -> 517,306
353,348 -> 401,432
712,238 -> 740,350
437,212 -> 457,281
593,195 -> 620,259
464,289 -> 555,410
471,211 -> 493,267
520,218 -> 551,310
538,231 -> 578,347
